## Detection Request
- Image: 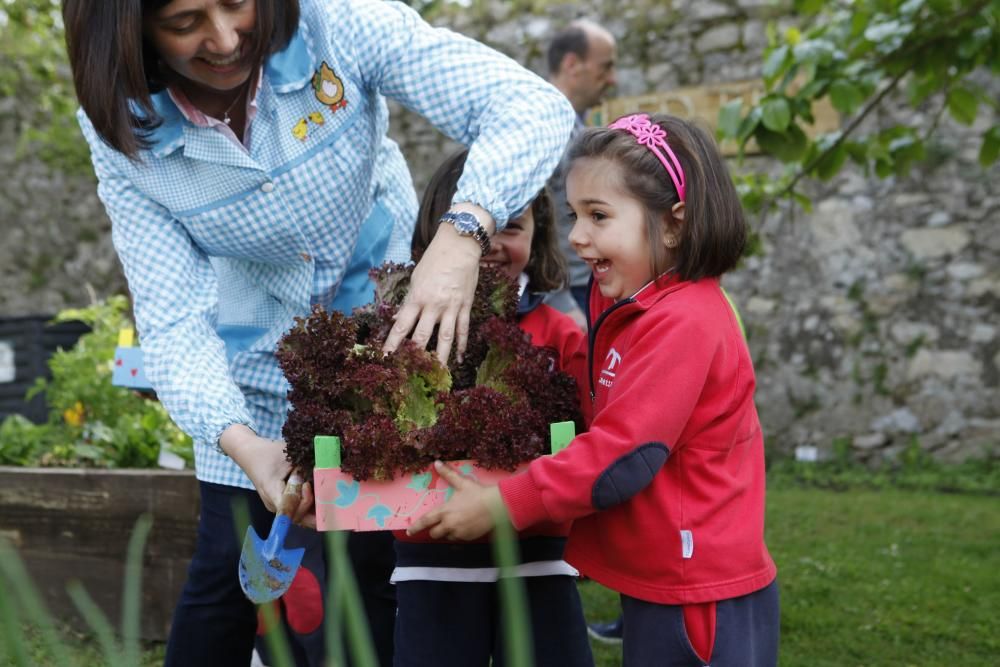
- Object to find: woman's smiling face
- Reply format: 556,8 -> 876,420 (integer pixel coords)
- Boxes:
567,157 -> 668,302
144,0 -> 257,93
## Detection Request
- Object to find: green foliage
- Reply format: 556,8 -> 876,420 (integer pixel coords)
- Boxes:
0,0 -> 91,174
768,439 -> 1000,495
0,296 -> 193,468
0,515 -> 157,667
718,0 -> 1000,213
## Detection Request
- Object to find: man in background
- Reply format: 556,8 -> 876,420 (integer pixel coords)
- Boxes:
545,20 -> 618,329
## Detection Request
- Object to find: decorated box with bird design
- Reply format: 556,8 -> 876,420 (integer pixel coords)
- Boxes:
313,422 -> 574,531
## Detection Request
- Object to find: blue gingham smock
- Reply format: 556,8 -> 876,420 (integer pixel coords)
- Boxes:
78,0 -> 575,489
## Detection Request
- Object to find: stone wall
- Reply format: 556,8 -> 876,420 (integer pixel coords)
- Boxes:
0,0 -> 996,461
0,118 -> 125,315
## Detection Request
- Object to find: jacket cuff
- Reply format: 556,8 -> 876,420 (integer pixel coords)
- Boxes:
498,468 -> 551,531
211,414 -> 258,455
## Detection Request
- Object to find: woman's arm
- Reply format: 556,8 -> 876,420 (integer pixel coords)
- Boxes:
79,114 -> 302,515
337,0 -> 575,362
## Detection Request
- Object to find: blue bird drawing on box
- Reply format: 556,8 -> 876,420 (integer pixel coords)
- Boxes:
334,479 -> 360,507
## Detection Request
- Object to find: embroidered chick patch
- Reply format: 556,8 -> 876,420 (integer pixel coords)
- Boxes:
312,61 -> 348,111
308,111 -> 325,125
292,118 -> 309,141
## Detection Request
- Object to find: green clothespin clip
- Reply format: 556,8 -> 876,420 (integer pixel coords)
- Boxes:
314,435 -> 341,469
549,421 -> 575,455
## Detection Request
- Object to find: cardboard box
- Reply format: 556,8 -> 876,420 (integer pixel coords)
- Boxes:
313,422 -> 575,532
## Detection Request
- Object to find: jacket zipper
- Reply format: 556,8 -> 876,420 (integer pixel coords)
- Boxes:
587,297 -> 635,402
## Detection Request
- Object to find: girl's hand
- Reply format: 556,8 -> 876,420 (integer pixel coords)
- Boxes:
406,461 -> 507,540
383,204 -> 495,365
220,424 -> 315,527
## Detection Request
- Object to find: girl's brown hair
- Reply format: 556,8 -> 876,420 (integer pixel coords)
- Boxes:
62,0 -> 300,159
568,113 -> 747,282
413,149 -> 567,293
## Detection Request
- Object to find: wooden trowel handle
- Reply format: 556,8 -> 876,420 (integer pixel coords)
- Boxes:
277,472 -> 304,517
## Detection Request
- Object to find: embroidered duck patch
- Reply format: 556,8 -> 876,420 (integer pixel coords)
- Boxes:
312,61 -> 348,112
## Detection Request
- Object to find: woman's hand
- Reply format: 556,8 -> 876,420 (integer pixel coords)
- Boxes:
383,203 -> 495,365
220,424 -> 315,527
406,461 -> 507,540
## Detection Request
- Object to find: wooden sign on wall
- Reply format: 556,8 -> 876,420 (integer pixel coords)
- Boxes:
589,79 -> 840,155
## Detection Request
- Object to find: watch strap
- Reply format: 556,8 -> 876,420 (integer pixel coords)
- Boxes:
440,211 -> 492,256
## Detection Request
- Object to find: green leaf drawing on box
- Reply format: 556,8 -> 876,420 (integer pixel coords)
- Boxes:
366,504 -> 393,528
407,472 -> 433,492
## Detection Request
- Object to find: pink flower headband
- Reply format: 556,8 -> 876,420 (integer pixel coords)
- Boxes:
608,114 -> 686,203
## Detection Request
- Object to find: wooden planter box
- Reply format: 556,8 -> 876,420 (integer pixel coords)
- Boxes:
0,467 -> 198,640
313,422 -> 575,532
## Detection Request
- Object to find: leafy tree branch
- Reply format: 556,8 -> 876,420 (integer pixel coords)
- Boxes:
719,0 -> 1000,217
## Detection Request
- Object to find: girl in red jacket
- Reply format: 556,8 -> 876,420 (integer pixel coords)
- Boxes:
410,114 -> 780,666
392,149 -> 593,666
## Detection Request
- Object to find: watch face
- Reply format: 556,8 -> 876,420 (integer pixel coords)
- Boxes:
451,212 -> 480,235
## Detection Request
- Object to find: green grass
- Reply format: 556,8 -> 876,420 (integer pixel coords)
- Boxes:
768,488 -> 998,666
5,488 -> 998,666
579,487 -> 1000,666
0,627 -> 165,667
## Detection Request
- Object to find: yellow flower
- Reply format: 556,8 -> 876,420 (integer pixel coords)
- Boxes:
63,401 -> 85,427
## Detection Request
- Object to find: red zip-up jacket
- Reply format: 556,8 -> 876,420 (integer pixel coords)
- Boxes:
499,275 -> 776,604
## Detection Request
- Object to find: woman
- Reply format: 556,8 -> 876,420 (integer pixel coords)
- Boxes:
62,0 -> 574,664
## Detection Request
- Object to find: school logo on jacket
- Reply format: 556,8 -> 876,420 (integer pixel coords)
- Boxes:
313,62 -> 347,111
599,348 -> 621,388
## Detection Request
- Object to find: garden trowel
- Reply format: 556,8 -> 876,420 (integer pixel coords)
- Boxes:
238,473 -> 306,603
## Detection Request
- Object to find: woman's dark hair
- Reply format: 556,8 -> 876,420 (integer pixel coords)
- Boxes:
62,0 -> 300,158
567,113 -> 747,282
413,149 -> 567,293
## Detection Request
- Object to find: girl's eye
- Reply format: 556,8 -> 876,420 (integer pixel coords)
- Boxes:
591,211 -> 608,221
567,211 -> 578,221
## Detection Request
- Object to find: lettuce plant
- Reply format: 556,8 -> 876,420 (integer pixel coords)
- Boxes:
278,264 -> 581,480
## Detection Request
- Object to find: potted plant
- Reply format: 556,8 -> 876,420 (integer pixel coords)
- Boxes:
277,264 -> 583,531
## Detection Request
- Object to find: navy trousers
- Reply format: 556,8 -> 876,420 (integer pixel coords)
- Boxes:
164,482 -> 397,667
393,575 -> 592,667
621,579 -> 780,667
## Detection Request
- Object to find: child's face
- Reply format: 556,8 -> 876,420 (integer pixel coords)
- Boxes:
481,207 -> 535,282
567,157 -> 668,302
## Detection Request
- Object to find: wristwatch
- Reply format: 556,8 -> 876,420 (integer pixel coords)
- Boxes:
439,210 -> 492,256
